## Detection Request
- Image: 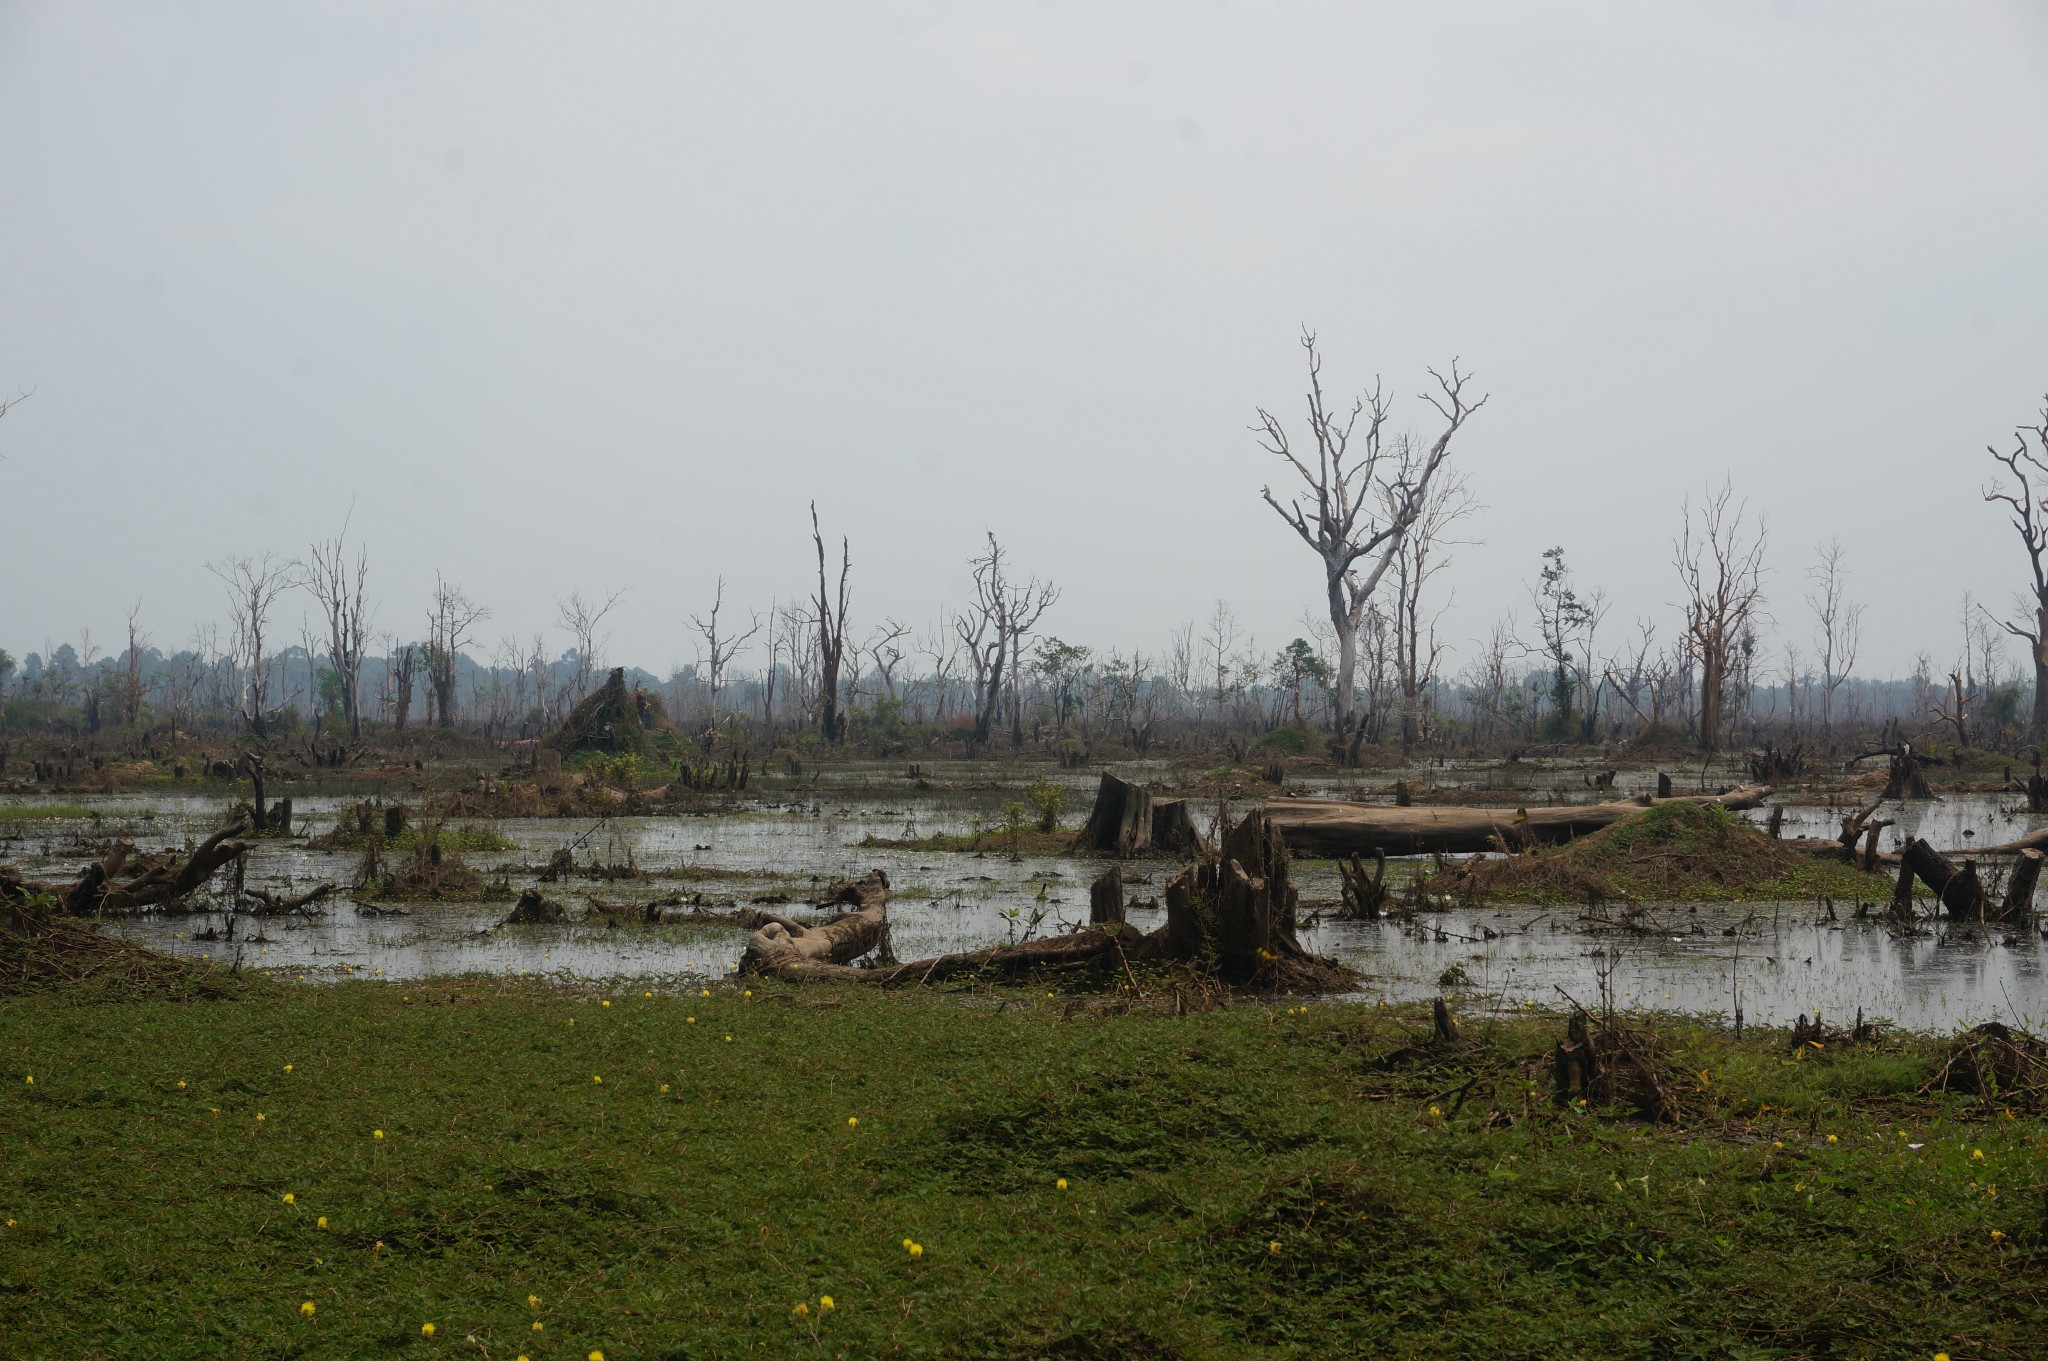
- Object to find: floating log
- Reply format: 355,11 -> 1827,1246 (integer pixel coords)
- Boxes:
736,871 -> 891,979
1262,786 -> 1773,858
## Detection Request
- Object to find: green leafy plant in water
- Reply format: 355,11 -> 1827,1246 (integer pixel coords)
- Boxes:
1023,775 -> 1067,834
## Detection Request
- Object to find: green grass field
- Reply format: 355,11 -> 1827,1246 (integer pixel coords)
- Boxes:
1,981 -> 2042,1359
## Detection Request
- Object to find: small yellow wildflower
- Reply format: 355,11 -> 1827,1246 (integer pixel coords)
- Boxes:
421,1322 -> 436,1336
602,1000 -> 610,1008
532,1321 -> 544,1332
1428,1105 -> 1441,1118
1268,1240 -> 1281,1254
282,1193 -> 295,1205
589,1353 -> 605,1361
1991,1229 -> 2006,1241
744,990 -> 753,998
848,1117 -> 859,1127
660,1083 -> 671,1094
300,1301 -> 316,1316
1056,1178 -> 1069,1191
593,1075 -> 603,1084
3,1220 -> 12,1229
373,1129 -> 384,1140
283,1063 -> 293,1072
724,1035 -> 732,1043
902,1238 -> 914,1250
687,1017 -> 695,1025
373,1240 -> 384,1252
255,1112 -> 265,1122
1937,1353 -> 1952,1360
909,1242 -> 923,1257
794,1302 -> 809,1316
1973,1148 -> 1985,1160
644,991 -> 652,998
528,1295 -> 540,1309
177,1080 -> 187,1089
1827,1134 -> 1838,1144
317,1216 -> 328,1229
701,989 -> 710,997
820,1295 -> 834,1311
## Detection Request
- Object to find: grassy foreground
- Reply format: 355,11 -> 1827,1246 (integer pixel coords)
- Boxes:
1,982 -> 2044,1359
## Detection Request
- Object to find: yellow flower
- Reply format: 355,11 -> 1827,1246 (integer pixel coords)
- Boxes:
593,1075 -> 603,1084
1973,1148 -> 1985,1160
909,1242 -> 923,1257
744,990 -> 753,998
256,1112 -> 265,1122
532,1321 -> 544,1332
373,1129 -> 384,1140
644,991 -> 652,998
421,1322 -> 436,1336
701,989 -> 710,997
283,1064 -> 293,1072
1991,1229 -> 2006,1241
300,1301 -> 316,1317
282,1193 -> 295,1204
724,1035 -> 732,1043
659,1083 -> 670,1094
589,1353 -> 605,1361
793,1302 -> 809,1316
1937,1354 -> 1952,1361
1428,1105 -> 1441,1117
1268,1240 -> 1281,1254
687,1017 -> 695,1025
1827,1134 -> 1838,1144
902,1238 -> 914,1250
317,1216 -> 328,1229
1056,1178 -> 1068,1191
23,1076 -> 30,1085
820,1295 -> 834,1311
602,1000 -> 610,1008
528,1295 -> 540,1309
3,1220 -> 12,1229
848,1117 -> 859,1128
373,1240 -> 384,1252
177,1080 -> 186,1089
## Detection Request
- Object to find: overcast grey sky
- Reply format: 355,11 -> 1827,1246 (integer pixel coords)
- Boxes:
4,2 -> 2047,680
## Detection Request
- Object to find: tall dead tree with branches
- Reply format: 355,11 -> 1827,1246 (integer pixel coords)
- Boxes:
691,576 -> 761,724
556,586 -> 629,706
1807,538 -> 1862,739
425,575 -> 488,729
1258,330 -> 1485,764
307,523 -> 372,737
210,552 -> 297,737
1388,466 -> 1474,754
1674,480 -> 1768,752
810,504 -> 852,743
956,533 -> 1057,749
1984,397 -> 2048,738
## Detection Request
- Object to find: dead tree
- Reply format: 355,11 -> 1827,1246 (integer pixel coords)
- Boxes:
1984,397 -> 2048,738
1390,468 -> 1473,755
1257,330 -> 1485,764
690,577 -> 760,724
389,641 -> 419,732
956,533 -> 1056,749
1674,480 -> 1767,751
307,522 -> 372,738
809,503 -> 853,743
1,817 -> 254,915
557,586 -> 630,706
426,575 -> 489,728
1807,539 -> 1863,739
210,551 -> 298,736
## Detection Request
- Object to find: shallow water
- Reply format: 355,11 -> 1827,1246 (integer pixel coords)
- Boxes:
8,780 -> 2046,1032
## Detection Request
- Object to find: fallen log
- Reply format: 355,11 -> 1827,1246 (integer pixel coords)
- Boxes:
1898,837 -> 1992,919
0,818 -> 255,915
765,812 -> 1350,992
736,871 -> 891,979
1262,787 -> 1773,858
243,882 -> 338,915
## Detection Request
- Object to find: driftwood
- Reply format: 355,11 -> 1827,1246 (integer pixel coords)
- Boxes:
0,818 -> 254,916
736,871 -> 891,979
242,882 -> 338,916
1262,786 -> 1773,858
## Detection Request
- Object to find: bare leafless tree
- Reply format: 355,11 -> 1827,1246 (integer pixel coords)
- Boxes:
810,504 -> 852,742
122,599 -> 148,728
426,575 -> 489,729
865,618 -> 912,702
1388,467 -> 1476,753
956,533 -> 1057,749
556,586 -> 630,705
1983,396 -> 2048,737
1674,480 -> 1768,752
914,615 -> 960,725
1258,330 -> 1485,761
1806,538 -> 1862,739
307,520 -> 373,737
690,577 -> 762,723
210,552 -> 298,736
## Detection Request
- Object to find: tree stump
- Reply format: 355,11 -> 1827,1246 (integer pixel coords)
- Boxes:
1161,810 -> 1316,984
1900,838 -> 1990,919
1075,773 -> 1153,857
1150,800 -> 1209,857
2004,848 -> 2044,921
1089,864 -> 1126,926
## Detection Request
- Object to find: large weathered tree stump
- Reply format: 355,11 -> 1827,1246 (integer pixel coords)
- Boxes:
1075,773 -> 1153,856
2004,848 -> 2044,921
1899,838 -> 1991,919
1161,811 -> 1316,984
1150,799 -> 1209,857
1089,864 -> 1125,926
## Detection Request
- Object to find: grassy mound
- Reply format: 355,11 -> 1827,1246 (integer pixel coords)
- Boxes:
1439,800 -> 1891,903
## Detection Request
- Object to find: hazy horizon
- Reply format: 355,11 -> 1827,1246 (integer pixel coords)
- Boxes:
5,2 -> 2048,683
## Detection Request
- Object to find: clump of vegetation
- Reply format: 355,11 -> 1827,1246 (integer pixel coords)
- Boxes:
0,895 -> 244,1000
1023,775 -> 1067,833
0,804 -> 99,823
1434,800 -> 1893,904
